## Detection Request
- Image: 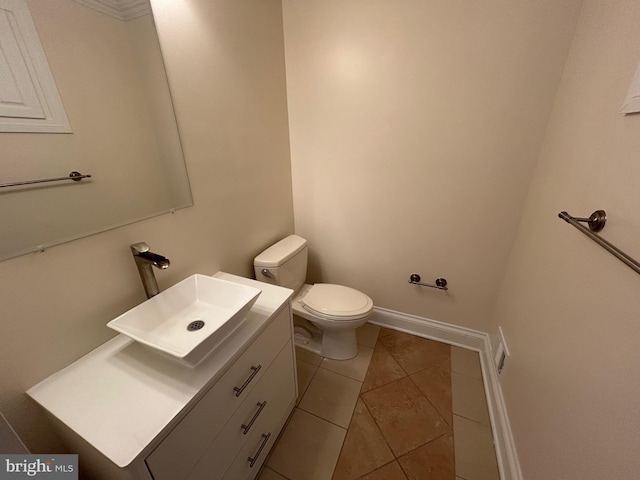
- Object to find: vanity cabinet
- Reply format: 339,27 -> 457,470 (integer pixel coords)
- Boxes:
146,308 -> 294,480
28,273 -> 296,480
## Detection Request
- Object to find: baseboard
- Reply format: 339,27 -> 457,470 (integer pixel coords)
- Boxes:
369,307 -> 523,480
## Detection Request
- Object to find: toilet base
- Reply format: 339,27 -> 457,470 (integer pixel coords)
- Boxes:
320,330 -> 358,360
293,316 -> 359,360
294,335 -> 322,356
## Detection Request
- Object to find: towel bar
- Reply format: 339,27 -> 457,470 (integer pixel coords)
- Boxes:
558,210 -> 640,275
408,274 -> 448,291
1,171 -> 92,188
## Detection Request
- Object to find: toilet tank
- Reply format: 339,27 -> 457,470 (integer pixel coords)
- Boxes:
254,235 -> 308,293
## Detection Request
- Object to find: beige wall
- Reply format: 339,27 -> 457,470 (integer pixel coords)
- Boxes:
491,0 -> 640,478
282,0 -> 582,331
126,13 -> 193,209
0,0 -> 293,454
6,2 -> 639,477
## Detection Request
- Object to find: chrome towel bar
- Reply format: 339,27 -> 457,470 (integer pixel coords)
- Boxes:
409,273 -> 448,291
0,171 -> 92,188
558,210 -> 640,275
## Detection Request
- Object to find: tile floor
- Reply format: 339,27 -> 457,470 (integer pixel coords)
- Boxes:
258,324 -> 499,480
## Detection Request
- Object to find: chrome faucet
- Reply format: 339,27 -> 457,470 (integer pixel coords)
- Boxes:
130,242 -> 170,299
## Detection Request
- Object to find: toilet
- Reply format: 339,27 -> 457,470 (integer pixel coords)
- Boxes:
254,235 -> 373,360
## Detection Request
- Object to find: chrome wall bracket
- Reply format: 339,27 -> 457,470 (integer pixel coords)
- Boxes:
408,273 -> 448,291
560,210 -> 607,232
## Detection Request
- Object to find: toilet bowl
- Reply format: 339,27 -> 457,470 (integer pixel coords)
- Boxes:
254,235 -> 373,360
292,284 -> 373,359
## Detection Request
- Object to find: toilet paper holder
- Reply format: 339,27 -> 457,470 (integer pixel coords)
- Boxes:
408,273 -> 448,291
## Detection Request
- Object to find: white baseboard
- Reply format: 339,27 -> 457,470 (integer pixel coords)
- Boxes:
369,307 -> 523,480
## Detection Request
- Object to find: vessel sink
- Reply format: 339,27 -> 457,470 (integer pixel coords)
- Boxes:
107,274 -> 261,367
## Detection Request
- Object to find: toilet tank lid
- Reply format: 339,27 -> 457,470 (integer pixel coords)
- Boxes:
254,235 -> 307,268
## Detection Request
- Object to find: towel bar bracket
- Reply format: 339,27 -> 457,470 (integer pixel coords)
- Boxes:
564,210 -> 607,232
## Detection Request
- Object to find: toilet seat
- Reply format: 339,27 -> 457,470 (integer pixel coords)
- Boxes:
301,284 -> 373,321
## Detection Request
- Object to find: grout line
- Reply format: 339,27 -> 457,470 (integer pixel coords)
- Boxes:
406,373 -> 453,428
333,326 -> 382,475
295,361 -> 319,403
295,405 -> 350,432
358,392 -> 397,461
359,374 -> 408,398
359,341 -> 409,394
354,459 -> 402,480
259,466 -> 293,480
395,458 -> 411,480
331,408 -> 354,475
260,408 -> 298,480
314,365 -> 366,385
453,412 -> 493,430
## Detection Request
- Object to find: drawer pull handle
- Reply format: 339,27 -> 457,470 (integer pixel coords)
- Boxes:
233,365 -> 262,397
247,432 -> 271,468
241,401 -> 267,435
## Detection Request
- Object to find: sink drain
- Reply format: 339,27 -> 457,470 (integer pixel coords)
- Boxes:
187,320 -> 205,331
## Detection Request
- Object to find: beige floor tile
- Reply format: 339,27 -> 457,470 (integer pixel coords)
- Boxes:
453,415 -> 499,480
333,398 -> 394,480
397,434 -> 455,480
451,372 -> 490,425
257,467 -> 288,480
267,408 -> 346,480
355,461 -> 407,480
356,323 -> 381,348
296,346 -> 323,366
361,342 -> 406,393
377,327 -> 395,338
322,346 -> 374,382
451,347 -> 482,379
361,377 -> 451,457
378,329 -> 451,374
296,359 -> 319,404
299,368 -> 362,428
410,366 -> 452,426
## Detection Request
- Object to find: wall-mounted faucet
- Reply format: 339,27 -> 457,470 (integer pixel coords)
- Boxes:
130,242 -> 170,299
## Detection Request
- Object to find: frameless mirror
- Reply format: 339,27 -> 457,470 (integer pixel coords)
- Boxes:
0,0 -> 192,261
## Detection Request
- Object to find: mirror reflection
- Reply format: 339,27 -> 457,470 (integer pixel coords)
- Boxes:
0,0 -> 192,261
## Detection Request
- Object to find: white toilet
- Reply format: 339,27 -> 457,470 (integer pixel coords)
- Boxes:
254,235 -> 373,360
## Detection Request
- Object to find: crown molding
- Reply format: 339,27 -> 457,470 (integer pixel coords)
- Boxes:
72,0 -> 151,21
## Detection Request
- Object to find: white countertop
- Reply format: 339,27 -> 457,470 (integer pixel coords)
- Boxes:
27,273 -> 292,468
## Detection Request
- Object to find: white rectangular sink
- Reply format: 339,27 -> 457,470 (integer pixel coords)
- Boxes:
107,274 -> 261,367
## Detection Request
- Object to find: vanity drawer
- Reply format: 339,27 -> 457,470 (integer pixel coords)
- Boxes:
186,341 -> 295,480
223,392 -> 294,480
146,306 -> 291,480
